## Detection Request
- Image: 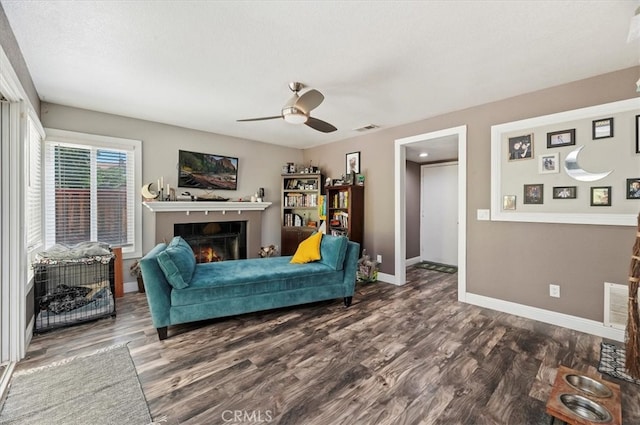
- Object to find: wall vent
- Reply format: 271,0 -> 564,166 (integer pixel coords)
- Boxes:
604,282 -> 629,330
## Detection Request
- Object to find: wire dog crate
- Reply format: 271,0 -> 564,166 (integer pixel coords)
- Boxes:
33,251 -> 116,333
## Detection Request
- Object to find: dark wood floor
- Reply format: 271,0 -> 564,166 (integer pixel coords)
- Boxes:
20,267 -> 640,424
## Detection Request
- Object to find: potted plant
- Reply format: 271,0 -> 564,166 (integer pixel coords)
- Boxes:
130,260 -> 145,293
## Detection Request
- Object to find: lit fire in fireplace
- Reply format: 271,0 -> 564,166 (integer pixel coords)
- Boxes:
195,246 -> 222,263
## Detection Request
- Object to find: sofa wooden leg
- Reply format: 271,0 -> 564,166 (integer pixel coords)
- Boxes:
344,296 -> 352,307
157,327 -> 168,340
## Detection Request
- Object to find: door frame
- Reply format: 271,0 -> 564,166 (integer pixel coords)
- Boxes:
394,125 -> 467,301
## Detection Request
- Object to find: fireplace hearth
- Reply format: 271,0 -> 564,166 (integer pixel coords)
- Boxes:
174,221 -> 247,263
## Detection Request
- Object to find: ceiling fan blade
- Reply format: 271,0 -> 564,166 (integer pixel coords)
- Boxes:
237,115 -> 281,122
305,116 -> 337,133
295,89 -> 324,113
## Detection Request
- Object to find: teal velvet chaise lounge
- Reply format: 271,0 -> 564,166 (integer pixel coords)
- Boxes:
140,235 -> 360,340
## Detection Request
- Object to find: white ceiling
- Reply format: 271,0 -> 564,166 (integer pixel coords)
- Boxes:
2,1 -> 639,152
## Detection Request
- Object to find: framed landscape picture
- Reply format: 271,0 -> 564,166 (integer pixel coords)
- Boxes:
547,129 -> 575,148
553,186 -> 577,199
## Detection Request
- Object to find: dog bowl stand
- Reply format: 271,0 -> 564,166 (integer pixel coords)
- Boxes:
546,365 -> 621,425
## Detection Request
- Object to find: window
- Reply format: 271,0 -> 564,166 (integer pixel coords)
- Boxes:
44,129 -> 142,257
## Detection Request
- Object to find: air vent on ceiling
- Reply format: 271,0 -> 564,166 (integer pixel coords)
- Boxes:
604,282 -> 630,330
353,124 -> 380,132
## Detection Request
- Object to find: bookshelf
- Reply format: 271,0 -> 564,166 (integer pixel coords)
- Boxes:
325,185 -> 364,248
281,173 -> 323,255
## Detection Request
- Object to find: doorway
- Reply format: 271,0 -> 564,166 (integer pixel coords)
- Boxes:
421,162 -> 458,266
394,126 -> 467,301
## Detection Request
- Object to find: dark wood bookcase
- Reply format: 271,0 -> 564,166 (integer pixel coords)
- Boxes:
325,185 -> 364,249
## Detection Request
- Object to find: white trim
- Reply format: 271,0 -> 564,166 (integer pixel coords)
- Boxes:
405,256 -> 421,266
376,272 -> 396,285
466,292 -> 625,342
0,361 -> 16,402
142,201 -> 272,213
394,126 -> 467,303
490,97 -> 640,226
123,280 -> 139,293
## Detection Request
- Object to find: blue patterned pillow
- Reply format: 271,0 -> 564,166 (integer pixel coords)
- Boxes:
156,236 -> 196,289
319,234 -> 348,271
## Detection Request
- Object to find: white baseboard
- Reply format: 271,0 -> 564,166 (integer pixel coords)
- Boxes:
465,292 -> 625,342
25,316 -> 34,348
0,361 -> 16,402
376,272 -> 398,285
405,256 -> 421,266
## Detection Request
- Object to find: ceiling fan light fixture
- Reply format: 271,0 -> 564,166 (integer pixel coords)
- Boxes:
282,107 -> 308,124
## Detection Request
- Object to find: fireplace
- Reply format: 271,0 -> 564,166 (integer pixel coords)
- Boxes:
174,221 -> 247,263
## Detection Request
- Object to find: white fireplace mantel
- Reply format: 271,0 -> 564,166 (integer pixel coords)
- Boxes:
143,201 -> 272,214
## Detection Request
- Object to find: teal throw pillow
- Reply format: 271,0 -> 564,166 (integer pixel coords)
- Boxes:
319,234 -> 348,271
156,236 -> 196,289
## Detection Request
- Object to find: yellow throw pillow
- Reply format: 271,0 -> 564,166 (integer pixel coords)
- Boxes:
290,232 -> 323,264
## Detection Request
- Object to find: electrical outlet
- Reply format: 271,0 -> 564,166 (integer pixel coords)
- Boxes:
549,284 -> 560,298
377,254 -> 382,263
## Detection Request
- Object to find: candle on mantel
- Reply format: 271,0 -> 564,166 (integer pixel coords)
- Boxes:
160,176 -> 164,188
157,179 -> 160,191
167,184 -> 170,197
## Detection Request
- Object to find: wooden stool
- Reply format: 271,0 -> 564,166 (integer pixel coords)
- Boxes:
546,365 -> 621,425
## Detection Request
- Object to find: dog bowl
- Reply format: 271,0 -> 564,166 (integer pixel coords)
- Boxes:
563,373 -> 613,398
559,393 -> 613,423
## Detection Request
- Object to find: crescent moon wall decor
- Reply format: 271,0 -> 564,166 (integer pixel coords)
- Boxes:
564,145 -> 614,182
141,183 -> 159,199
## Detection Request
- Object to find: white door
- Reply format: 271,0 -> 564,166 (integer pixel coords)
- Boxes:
420,162 -> 458,265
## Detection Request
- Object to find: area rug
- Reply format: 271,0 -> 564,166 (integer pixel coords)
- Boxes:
415,260 -> 457,274
598,342 -> 640,386
0,344 -> 153,425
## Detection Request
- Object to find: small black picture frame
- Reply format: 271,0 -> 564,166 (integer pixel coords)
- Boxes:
546,129 -> 576,148
590,186 -> 611,206
636,115 -> 640,154
627,178 -> 640,199
508,134 -> 533,161
552,186 -> 577,199
523,184 -> 543,204
592,117 -> 613,139
346,151 -> 360,174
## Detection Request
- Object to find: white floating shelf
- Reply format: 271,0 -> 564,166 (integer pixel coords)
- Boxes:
143,201 -> 272,213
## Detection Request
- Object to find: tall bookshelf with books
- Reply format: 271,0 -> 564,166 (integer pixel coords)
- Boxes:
281,173 -> 323,255
326,185 -> 364,248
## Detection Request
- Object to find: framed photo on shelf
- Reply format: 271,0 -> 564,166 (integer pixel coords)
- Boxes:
538,153 -> 560,174
508,134 -> 533,161
546,129 -> 576,148
523,184 -> 543,204
636,115 -> 640,154
627,178 -> 640,199
553,186 -> 577,199
346,151 -> 360,174
503,195 -> 516,210
592,117 -> 613,139
590,186 -> 611,206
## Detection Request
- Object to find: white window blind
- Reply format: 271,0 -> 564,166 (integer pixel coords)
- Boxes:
26,116 -> 42,253
44,130 -> 141,257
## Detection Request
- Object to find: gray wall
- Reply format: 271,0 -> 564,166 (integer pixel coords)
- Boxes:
405,161 -> 421,259
0,3 -> 39,114
40,102 -> 303,277
305,66 -> 639,322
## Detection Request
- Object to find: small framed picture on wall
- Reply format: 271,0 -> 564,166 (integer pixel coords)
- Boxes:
592,117 -> 613,139
590,186 -> 611,206
547,129 -> 576,148
636,115 -> 640,153
346,151 -> 360,174
523,184 -> 543,204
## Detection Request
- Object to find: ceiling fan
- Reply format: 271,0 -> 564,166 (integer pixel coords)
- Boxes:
237,82 -> 337,133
